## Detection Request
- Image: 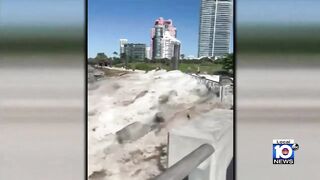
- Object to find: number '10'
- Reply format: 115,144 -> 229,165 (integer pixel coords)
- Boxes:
274,145 -> 293,159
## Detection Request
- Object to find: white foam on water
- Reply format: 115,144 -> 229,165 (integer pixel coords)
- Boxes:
88,69 -> 226,180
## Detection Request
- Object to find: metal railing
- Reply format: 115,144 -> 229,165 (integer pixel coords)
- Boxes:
153,144 -> 215,180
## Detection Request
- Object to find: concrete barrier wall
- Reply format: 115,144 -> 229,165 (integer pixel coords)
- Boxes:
168,109 -> 233,180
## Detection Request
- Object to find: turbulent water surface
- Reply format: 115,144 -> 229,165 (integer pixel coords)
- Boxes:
88,67 -> 230,180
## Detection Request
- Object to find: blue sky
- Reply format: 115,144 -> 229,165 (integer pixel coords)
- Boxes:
88,0 -> 233,58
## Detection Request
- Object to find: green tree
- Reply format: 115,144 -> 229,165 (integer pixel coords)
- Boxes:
113,57 -> 122,65
112,51 -> 118,61
94,53 -> 108,67
95,53 -> 108,61
214,54 -> 234,75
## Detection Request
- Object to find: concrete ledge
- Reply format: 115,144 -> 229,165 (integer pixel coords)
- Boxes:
168,109 -> 233,180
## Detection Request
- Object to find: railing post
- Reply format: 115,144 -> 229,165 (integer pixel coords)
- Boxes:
153,144 -> 214,180
219,86 -> 223,102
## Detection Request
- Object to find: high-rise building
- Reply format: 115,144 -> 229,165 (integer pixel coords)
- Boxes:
162,31 -> 181,60
198,0 -> 233,58
124,43 -> 146,61
145,47 -> 151,59
120,39 -> 128,55
151,17 -> 180,60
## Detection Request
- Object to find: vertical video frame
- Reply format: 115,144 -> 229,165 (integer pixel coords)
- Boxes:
88,0 -> 234,179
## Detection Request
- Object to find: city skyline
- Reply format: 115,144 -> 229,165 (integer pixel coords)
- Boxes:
88,0 -> 233,58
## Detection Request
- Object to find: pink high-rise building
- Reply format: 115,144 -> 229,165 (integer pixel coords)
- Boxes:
152,17 -> 176,37
151,17 -> 180,60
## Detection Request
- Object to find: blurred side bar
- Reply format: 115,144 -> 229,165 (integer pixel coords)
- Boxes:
0,0 -> 85,180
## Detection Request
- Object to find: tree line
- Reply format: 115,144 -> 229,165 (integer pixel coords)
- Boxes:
88,52 -> 233,75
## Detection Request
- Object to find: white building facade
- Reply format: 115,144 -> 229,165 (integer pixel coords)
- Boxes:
120,39 -> 128,54
145,47 -> 151,59
161,31 -> 181,59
